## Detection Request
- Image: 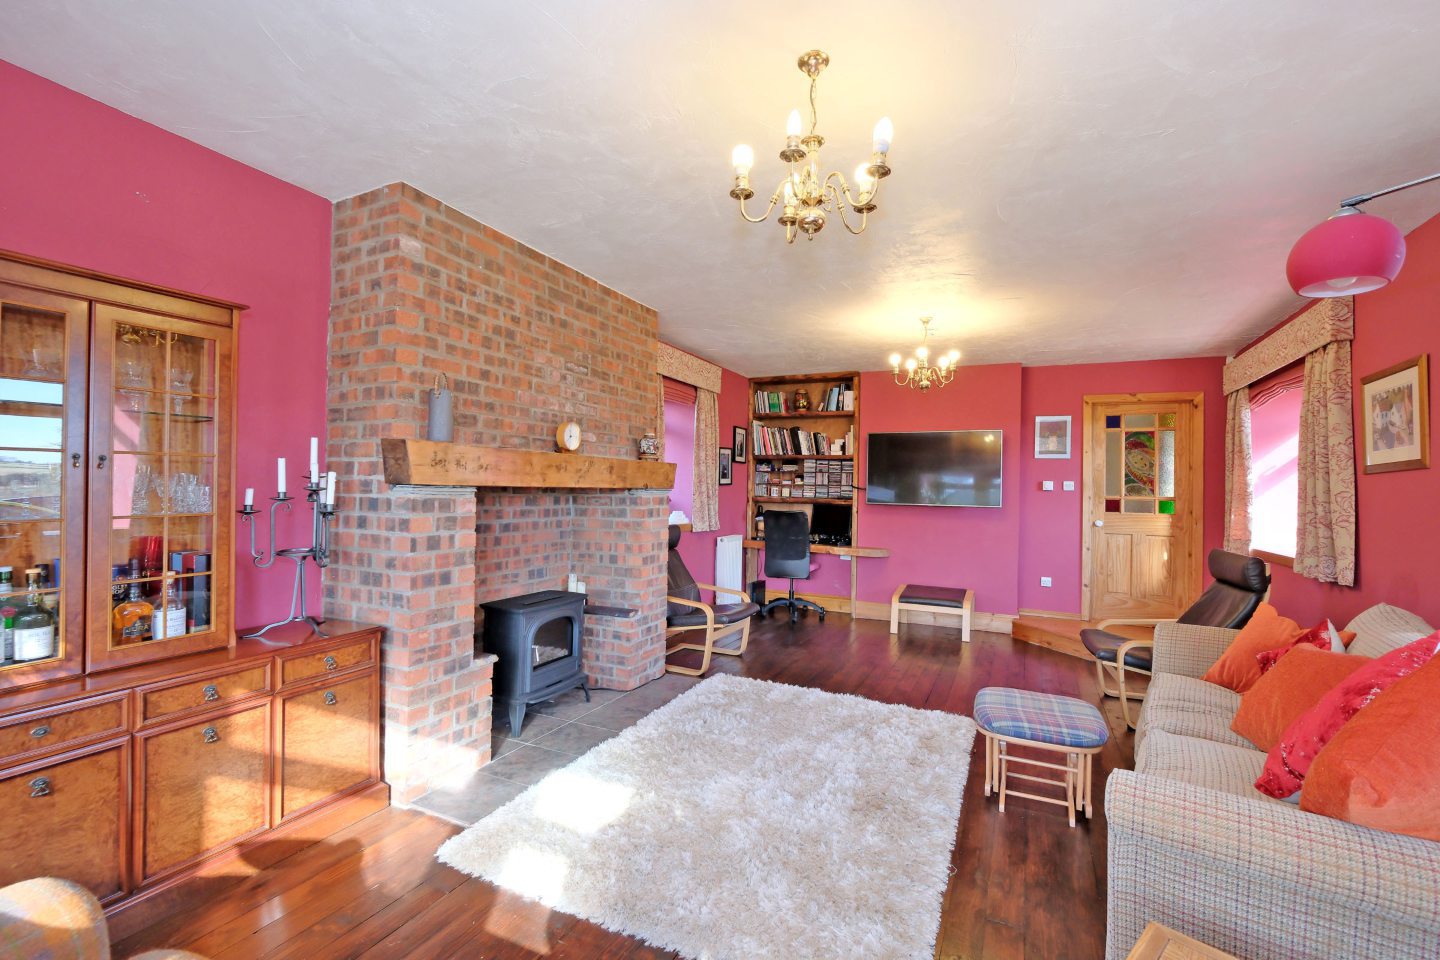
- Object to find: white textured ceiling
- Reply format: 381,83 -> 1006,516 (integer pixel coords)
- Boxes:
3,1 -> 1440,375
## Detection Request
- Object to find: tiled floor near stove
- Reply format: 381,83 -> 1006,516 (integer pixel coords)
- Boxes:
411,671 -> 701,824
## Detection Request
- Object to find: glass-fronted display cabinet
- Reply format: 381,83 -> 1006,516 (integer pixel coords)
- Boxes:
0,255 -> 237,688
87,304 -> 233,671
0,284 -> 88,686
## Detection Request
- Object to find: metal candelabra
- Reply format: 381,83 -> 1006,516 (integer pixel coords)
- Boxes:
238,474 -> 336,640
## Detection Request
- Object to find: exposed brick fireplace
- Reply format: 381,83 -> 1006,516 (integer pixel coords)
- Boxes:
326,183 -> 667,802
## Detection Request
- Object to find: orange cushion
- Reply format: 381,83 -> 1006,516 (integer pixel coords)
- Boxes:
1201,603 -> 1307,693
1231,646 -> 1372,751
1302,653 -> 1440,841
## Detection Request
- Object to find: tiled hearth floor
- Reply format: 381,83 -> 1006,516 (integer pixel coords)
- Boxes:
411,672 -> 702,824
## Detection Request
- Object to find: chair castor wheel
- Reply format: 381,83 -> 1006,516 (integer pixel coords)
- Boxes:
819,610 -> 826,620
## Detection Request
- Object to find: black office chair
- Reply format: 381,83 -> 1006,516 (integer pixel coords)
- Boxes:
759,509 -> 825,623
1080,549 -> 1270,728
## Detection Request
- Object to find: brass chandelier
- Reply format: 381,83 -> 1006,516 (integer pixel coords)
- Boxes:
728,50 -> 893,243
889,317 -> 960,392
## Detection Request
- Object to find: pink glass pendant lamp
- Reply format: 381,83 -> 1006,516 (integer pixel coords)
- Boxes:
1287,171 -> 1440,298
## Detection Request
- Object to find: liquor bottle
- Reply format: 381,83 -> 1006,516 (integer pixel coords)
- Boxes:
0,605 -> 14,663
112,559 -> 154,643
34,563 -> 54,613
12,569 -> 57,662
150,574 -> 186,641
111,563 -> 128,608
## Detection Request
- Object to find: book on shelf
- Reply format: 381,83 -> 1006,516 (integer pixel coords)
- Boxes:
750,420 -> 852,458
753,381 -> 855,415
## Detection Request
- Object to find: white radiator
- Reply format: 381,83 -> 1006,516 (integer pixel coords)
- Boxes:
715,535 -> 744,594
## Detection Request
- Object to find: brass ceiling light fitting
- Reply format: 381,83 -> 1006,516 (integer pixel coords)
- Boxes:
728,50 -> 893,244
889,317 -> 960,392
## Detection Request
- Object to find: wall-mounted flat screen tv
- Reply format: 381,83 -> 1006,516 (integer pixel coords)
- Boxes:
866,430 -> 1003,507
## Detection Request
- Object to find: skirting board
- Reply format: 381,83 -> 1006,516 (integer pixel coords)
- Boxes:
763,589 -> 851,614
1017,608 -> 1084,620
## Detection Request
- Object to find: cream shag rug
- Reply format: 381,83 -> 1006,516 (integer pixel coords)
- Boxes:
437,674 -> 975,960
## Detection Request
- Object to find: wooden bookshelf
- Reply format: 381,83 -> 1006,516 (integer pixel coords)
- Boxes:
747,370 -> 861,547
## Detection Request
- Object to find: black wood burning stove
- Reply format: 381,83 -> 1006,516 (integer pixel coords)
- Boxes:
481,590 -> 589,734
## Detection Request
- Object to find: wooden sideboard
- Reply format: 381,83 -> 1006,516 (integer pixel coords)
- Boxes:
0,620 -> 386,926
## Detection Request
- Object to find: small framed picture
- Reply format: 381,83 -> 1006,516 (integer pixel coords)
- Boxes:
718,447 -> 734,485
733,425 -> 748,463
1034,415 -> 1072,459
1361,355 -> 1430,474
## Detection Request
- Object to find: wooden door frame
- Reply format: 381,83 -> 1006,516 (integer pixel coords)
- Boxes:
1080,392 -> 1204,621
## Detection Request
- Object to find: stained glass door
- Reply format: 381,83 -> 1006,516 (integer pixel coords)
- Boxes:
1086,397 -> 1201,621
0,283 -> 89,687
87,304 -> 233,670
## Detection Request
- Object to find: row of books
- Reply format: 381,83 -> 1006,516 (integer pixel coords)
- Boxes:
753,461 -> 855,500
751,422 -> 853,457
751,384 -> 855,414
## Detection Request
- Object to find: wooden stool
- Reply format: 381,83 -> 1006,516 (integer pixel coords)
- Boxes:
889,583 -> 973,642
973,686 -> 1108,827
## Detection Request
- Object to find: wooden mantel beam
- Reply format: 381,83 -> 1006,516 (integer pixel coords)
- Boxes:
380,438 -> 675,491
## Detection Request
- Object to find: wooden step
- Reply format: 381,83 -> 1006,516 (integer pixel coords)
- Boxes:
1012,615 -> 1154,661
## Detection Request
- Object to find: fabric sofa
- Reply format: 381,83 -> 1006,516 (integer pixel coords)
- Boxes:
1105,603 -> 1440,960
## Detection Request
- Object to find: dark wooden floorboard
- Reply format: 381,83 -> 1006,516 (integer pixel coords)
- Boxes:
122,613 -> 1132,959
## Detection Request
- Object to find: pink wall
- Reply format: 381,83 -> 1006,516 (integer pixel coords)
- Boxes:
1016,358 -> 1227,614
851,365 -> 1024,611
1263,210 -> 1440,628
0,62 -> 333,628
673,366 -> 751,591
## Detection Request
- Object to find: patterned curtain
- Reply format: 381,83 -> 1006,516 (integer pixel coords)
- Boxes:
1223,388 -> 1253,554
1295,341 -> 1356,585
691,388 -> 720,531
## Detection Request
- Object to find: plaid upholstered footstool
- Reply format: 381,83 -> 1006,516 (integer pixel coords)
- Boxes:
973,686 -> 1108,827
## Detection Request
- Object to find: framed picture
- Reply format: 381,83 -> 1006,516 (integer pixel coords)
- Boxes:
718,447 -> 734,485
1361,354 -> 1430,474
1034,415 -> 1072,459
733,425 -> 748,463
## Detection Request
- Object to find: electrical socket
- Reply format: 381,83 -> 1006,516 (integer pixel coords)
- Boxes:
1040,576 -> 1053,587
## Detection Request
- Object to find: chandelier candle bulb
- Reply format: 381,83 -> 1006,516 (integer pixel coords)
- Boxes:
873,117 -> 893,154
787,109 -> 803,137
732,144 -> 754,176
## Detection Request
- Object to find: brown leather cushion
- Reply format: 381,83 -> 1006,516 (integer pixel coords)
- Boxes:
1081,628 -> 1153,670
898,585 -> 971,609
669,601 -> 761,629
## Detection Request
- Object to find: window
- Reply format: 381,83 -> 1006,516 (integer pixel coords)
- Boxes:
662,378 -> 696,519
1249,364 -> 1303,560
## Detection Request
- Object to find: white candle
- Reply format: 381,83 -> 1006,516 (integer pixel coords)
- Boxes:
244,488 -> 254,508
326,471 -> 337,506
277,458 -> 286,496
309,436 -> 319,481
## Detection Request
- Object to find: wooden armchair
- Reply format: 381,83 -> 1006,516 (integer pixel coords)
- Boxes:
665,525 -> 760,676
1081,550 -> 1270,728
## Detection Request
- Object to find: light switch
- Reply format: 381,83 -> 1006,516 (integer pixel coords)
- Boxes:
1040,576 -> 1053,587
1041,480 -> 1054,491
1062,480 -> 1076,492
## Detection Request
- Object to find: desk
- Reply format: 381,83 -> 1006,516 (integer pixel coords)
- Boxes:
742,540 -> 889,612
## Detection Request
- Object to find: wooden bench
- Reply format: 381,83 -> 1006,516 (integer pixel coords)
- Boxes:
889,583 -> 973,642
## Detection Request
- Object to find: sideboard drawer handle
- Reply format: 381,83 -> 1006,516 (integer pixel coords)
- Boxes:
30,725 -> 51,739
323,656 -> 338,671
29,777 -> 50,798
202,684 -> 219,702
323,691 -> 337,706
202,726 -> 219,744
